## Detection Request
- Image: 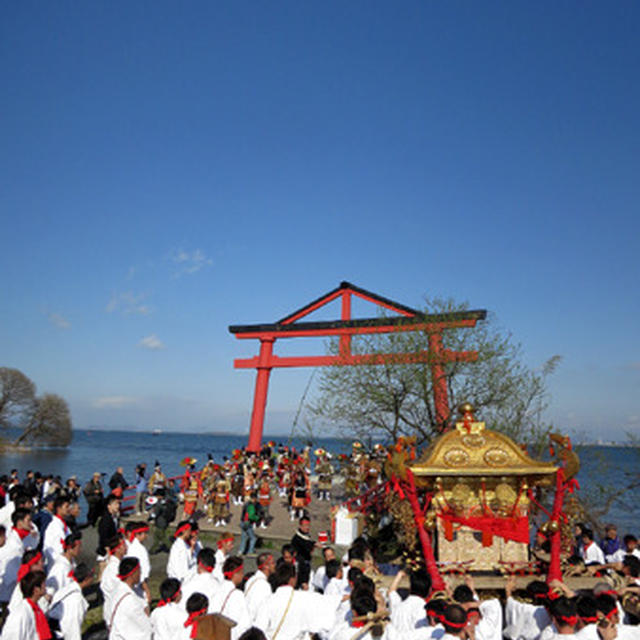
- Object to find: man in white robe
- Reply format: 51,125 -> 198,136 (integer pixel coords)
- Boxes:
330,591 -> 400,640
126,522 -> 152,602
180,547 -> 221,607
43,496 -> 71,568
256,562 -> 342,640
245,552 -> 276,624
108,557 -> 152,640
151,578 -> 187,640
453,577 -> 502,640
100,535 -> 127,627
1,570 -> 50,640
167,520 -> 200,581
209,556 -> 251,640
0,508 -> 34,603
387,567 -> 432,633
46,531 -> 82,591
48,563 -> 92,640
214,531 -> 235,583
580,529 -> 605,566
504,576 -> 552,640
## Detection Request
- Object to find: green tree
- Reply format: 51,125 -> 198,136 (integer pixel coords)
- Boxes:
310,297 -> 560,451
15,393 -> 72,447
0,367 -> 36,430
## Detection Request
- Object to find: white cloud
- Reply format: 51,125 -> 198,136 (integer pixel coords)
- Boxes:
48,312 -> 71,329
106,291 -> 152,315
626,362 -> 640,371
170,248 -> 213,276
139,334 -> 166,350
92,396 -> 141,409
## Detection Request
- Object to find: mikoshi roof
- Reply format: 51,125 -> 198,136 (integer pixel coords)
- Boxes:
410,414 -> 558,483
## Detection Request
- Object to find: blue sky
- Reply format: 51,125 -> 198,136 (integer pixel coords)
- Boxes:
1,2 -> 639,440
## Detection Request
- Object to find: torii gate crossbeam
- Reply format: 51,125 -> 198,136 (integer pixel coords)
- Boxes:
229,282 -> 487,451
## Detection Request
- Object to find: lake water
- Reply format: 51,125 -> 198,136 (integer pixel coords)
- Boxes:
0,430 -> 637,534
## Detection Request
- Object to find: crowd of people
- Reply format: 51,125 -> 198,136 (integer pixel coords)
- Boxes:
0,442 -> 639,640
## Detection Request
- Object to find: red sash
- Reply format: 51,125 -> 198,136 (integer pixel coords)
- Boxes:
26,598 -> 52,640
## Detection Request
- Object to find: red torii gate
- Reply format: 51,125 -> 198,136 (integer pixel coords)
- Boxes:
229,282 -> 486,451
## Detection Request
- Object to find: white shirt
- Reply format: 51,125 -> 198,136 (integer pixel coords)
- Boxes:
100,555 -> 121,624
504,597 -> 552,640
0,528 -> 27,602
43,515 -> 70,568
48,580 -> 88,640
46,554 -> 74,591
167,538 -> 197,582
108,580 -> 152,640
256,585 -> 341,640
209,579 -> 251,640
151,601 -> 187,640
214,548 -> 228,583
180,571 -> 221,609
0,598 -> 36,640
312,564 -> 329,592
581,542 -> 605,565
244,569 -> 271,624
610,548 -> 640,563
0,502 -> 15,531
475,598 -> 502,640
127,537 -> 151,583
389,592 -> 428,632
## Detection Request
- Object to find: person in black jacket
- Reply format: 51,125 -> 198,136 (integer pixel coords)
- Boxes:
97,494 -> 121,562
108,467 -> 128,495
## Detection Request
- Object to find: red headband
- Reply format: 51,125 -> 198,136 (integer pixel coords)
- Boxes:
184,608 -> 207,639
109,539 -> 125,555
198,560 -> 214,573
17,552 -> 42,582
604,607 -> 617,620
157,589 -> 181,608
258,556 -> 273,571
440,616 -> 468,629
117,561 -> 140,581
175,523 -> 192,538
557,615 -> 578,626
223,564 -> 243,579
581,616 -> 599,624
217,537 -> 233,548
128,526 -> 149,542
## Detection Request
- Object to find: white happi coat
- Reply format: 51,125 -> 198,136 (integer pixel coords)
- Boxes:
504,597 -> 551,640
167,538 -> 197,582
244,569 -> 271,624
100,555 -> 121,624
43,515 -> 71,567
0,598 -> 37,640
580,542 -> 605,565
312,564 -> 329,592
209,579 -> 250,640
127,537 -> 151,582
256,585 -> 341,640
108,580 -> 151,640
48,580 -> 88,640
180,570 -> 221,609
0,529 -> 25,602
474,598 -> 503,640
46,554 -> 74,591
214,548 -> 228,583
388,592 -> 429,632
151,601 -> 187,640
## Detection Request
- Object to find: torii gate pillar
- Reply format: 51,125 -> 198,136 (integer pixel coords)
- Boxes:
248,338 -> 274,452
